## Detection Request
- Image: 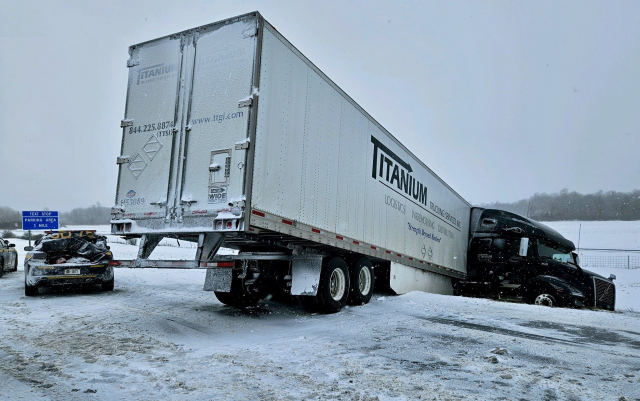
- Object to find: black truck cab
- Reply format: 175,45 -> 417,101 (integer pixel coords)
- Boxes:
461,208 -> 616,310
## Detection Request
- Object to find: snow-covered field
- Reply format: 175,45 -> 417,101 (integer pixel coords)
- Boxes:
1,223 -> 639,400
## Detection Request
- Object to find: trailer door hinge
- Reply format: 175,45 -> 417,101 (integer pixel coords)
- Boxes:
235,140 -> 250,150
238,98 -> 253,108
121,119 -> 134,127
126,58 -> 139,68
116,156 -> 132,165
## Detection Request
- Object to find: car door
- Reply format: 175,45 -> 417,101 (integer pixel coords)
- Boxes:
0,239 -> 8,271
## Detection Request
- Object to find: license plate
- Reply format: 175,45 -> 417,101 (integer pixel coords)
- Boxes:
65,269 -> 81,275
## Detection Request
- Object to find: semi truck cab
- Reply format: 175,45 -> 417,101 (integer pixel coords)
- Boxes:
461,208 -> 616,310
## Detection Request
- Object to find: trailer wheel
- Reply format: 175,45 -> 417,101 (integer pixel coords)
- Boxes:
347,257 -> 375,305
300,257 -> 350,314
214,277 -> 263,308
214,287 -> 262,307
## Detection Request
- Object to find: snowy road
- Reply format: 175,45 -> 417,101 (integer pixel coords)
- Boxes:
1,246 -> 639,400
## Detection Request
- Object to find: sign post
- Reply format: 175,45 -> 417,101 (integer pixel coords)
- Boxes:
22,211 -> 59,247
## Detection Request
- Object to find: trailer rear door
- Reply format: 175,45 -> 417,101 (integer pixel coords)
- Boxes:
177,19 -> 258,219
115,15 -> 258,226
116,36 -> 184,218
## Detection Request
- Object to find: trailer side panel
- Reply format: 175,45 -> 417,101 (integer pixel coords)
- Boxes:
251,24 -> 470,276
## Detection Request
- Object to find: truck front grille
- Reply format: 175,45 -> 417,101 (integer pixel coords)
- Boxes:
593,277 -> 615,308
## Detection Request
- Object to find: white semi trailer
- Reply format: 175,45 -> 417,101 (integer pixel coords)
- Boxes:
112,12 -> 471,313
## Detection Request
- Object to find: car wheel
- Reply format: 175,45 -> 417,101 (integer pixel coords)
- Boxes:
25,280 -> 38,296
299,257 -> 350,314
102,277 -> 114,292
0,257 -> 5,278
534,293 -> 557,307
10,255 -> 18,272
347,257 -> 375,306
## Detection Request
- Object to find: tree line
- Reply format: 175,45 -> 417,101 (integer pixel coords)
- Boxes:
482,189 -> 640,221
0,203 -> 111,229
1,189 -> 639,228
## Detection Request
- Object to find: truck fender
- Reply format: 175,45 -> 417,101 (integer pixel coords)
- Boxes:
521,275 -> 584,303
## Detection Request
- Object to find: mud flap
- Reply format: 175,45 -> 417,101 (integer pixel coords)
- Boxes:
203,268 -> 233,292
290,256 -> 323,296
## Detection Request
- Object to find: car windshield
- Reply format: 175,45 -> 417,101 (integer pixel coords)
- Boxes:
538,240 -> 575,265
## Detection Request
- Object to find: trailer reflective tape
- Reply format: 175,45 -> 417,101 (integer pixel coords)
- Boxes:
371,246 -> 376,250
199,262 -> 234,267
282,219 -> 293,226
353,240 -> 359,245
386,250 -> 391,254
252,210 -> 265,217
397,254 -> 402,257
336,235 -> 344,240
409,257 -> 413,261
312,228 -> 320,234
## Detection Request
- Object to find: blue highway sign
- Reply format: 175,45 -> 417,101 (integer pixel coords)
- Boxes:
22,211 -> 59,230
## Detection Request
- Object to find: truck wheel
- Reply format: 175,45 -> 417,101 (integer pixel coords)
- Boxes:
347,257 -> 374,305
534,293 -> 557,307
452,280 -> 463,296
300,257 -> 350,314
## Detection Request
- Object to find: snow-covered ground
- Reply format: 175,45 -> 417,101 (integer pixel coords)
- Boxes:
1,223 -> 639,400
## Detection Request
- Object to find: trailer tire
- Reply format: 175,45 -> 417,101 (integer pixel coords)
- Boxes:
347,257 -> 375,305
214,288 -> 262,308
214,276 -> 263,308
300,257 -> 350,314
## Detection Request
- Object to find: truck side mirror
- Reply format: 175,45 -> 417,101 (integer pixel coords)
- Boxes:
518,238 -> 529,257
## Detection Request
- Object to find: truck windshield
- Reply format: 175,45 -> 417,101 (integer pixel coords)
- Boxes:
538,240 -> 575,265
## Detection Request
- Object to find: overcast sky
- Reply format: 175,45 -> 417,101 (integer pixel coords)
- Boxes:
1,0 -> 639,211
